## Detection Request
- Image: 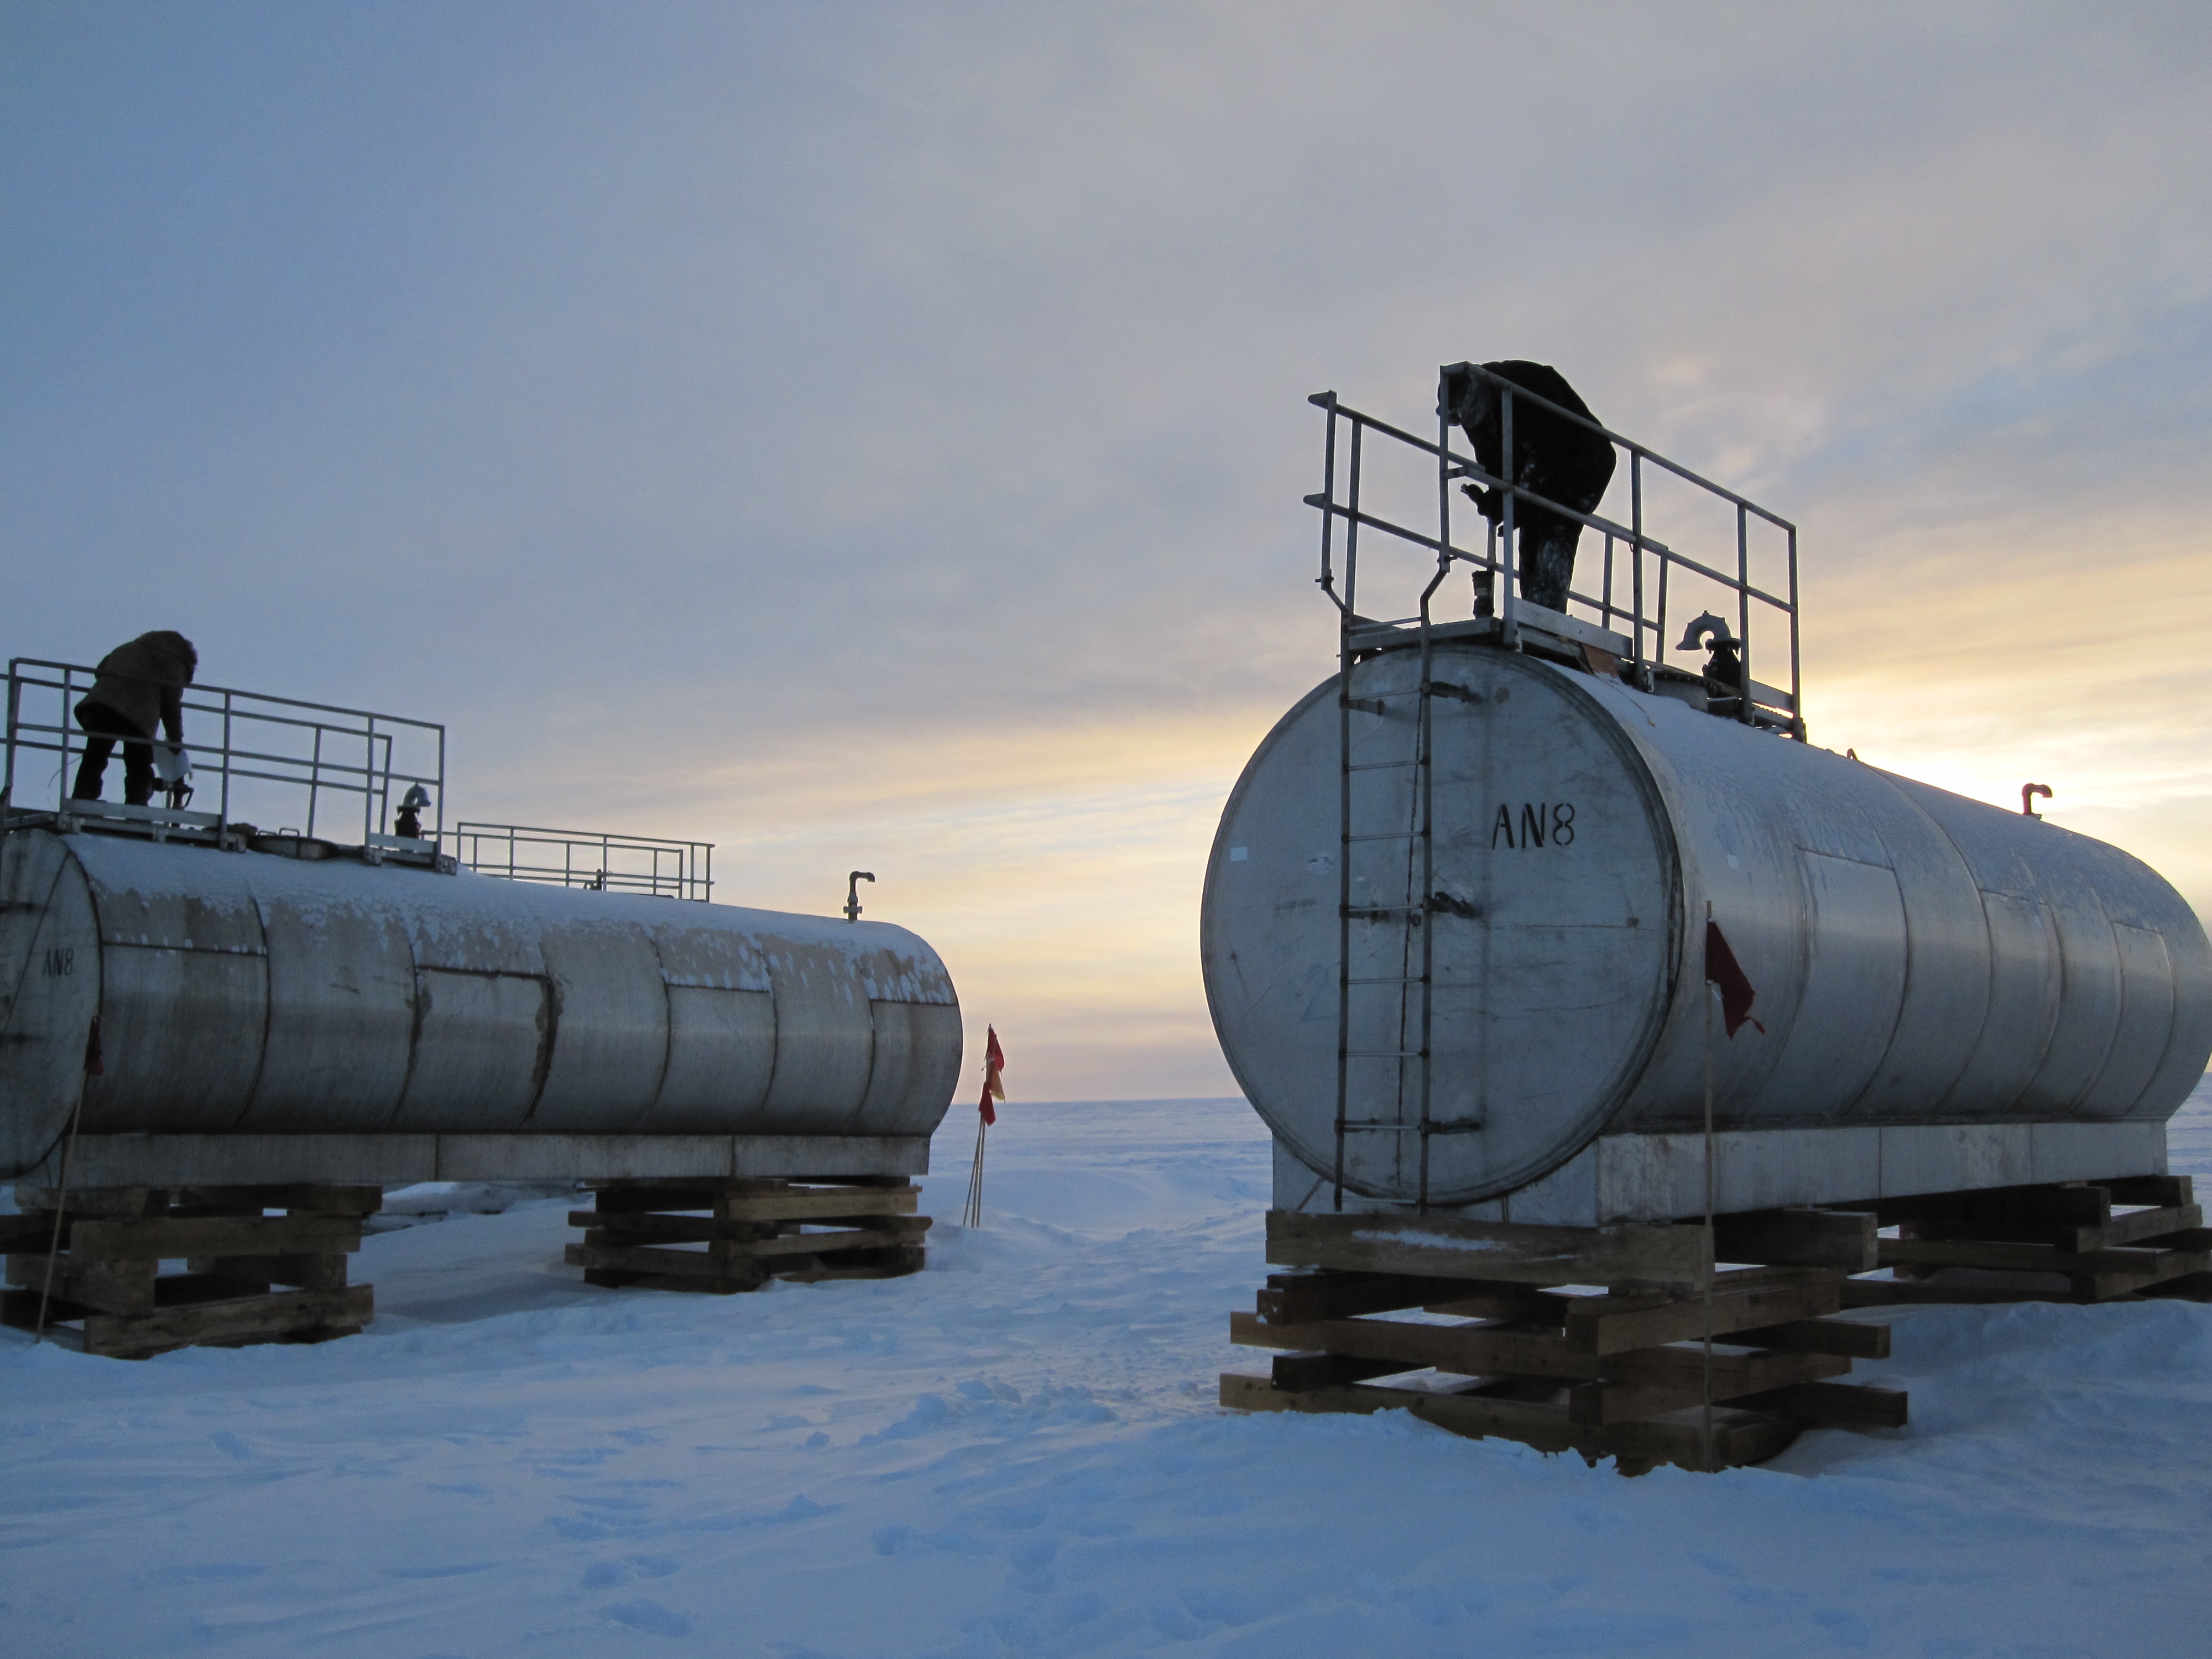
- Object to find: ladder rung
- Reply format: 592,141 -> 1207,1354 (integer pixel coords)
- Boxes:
1344,1049 -> 1425,1058
1347,760 -> 1421,773
1345,975 -> 1423,985
1345,831 -> 1422,843
1345,904 -> 1421,916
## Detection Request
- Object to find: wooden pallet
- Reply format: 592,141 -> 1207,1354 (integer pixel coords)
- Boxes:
1833,1175 -> 2212,1306
1223,1210 -> 1905,1473
3,1182 -> 376,1359
563,1176 -> 930,1292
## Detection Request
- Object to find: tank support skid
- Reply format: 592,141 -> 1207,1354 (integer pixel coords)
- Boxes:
1224,1175 -> 2212,1472
564,1176 -> 929,1292
2,1181 -> 375,1358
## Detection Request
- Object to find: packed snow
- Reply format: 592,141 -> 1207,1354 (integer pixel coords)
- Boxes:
5,1084 -> 2212,1657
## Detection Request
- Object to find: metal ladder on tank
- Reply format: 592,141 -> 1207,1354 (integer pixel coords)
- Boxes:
1316,392 -> 1491,1215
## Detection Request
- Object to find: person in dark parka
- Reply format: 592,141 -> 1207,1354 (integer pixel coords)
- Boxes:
70,630 -> 197,805
1441,361 -> 1616,613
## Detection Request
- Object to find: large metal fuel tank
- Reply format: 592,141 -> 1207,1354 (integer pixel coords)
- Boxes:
1203,641 -> 2212,1214
1,827 -> 962,1180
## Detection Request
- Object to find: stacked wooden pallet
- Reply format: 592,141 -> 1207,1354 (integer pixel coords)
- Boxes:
1223,1211 -> 1905,1473
564,1176 -> 930,1293
2,1183 -> 374,1359
1839,1175 -> 2211,1307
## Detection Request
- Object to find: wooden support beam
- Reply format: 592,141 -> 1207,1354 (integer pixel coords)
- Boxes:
567,1241 -> 760,1278
571,1211 -> 774,1241
577,1223 -> 926,1262
1875,1185 -> 2109,1228
1230,1310 -> 1597,1380
78,1286 -> 372,1359
1904,1203 -> 2201,1253
1255,1272 -> 1552,1325
1567,1351 -> 1850,1427
1218,1373 -> 1804,1472
12,1186 -> 161,1218
1713,1209 -> 1878,1271
1233,1310 -> 1850,1414
4,1251 -> 158,1316
585,1180 -> 789,1213
715,1189 -> 919,1222
1265,1211 -> 1708,1287
2103,1175 -> 2192,1208
1877,1233 -> 2212,1277
69,1214 -> 361,1260
1563,1275 -> 1843,1355
1841,1277 -> 2078,1308
171,1185 -> 384,1216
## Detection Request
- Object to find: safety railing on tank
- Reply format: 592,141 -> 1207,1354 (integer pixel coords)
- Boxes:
455,822 -> 713,902
1308,363 -> 1802,735
0,657 -> 446,863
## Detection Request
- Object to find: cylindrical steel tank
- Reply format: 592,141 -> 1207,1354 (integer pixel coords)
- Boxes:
0,828 -> 962,1175
1203,641 -> 2212,1206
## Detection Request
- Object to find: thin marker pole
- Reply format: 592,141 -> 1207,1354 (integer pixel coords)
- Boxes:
962,1115 -> 987,1229
1702,899 -> 1718,1472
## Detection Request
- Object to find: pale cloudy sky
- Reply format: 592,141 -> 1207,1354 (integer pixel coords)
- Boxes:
7,3 -> 2210,1099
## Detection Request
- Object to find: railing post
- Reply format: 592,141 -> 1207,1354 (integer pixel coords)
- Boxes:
218,692 -> 233,834
1318,394 -> 1340,607
1736,503 -> 1754,725
307,726 -> 324,840
1344,419 -> 1363,621
1787,521 -> 1803,738
1631,451 -> 1645,666
4,662 -> 24,812
1499,384 -> 1517,641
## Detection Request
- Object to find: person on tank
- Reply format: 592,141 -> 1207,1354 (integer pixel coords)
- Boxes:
69,630 -> 198,806
1441,360 -> 1616,614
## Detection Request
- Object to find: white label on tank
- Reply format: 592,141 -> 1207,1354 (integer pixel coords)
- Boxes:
1229,847 -> 1248,862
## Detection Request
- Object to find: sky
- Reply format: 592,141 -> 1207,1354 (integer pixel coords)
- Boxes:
6,2 -> 2211,1100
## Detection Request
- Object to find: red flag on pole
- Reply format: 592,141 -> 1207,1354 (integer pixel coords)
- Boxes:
977,1025 -> 1005,1125
1703,921 -> 1765,1037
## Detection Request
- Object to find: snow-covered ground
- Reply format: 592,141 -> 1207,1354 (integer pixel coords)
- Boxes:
6,1085 -> 2212,1658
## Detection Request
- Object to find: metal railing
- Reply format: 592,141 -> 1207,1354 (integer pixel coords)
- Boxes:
2,658 -> 445,851
455,822 -> 713,902
1310,363 -> 1801,731
1311,368 -> 1802,1214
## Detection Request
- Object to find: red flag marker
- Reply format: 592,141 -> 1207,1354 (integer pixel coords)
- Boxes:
977,1025 -> 1005,1125
1703,921 -> 1765,1037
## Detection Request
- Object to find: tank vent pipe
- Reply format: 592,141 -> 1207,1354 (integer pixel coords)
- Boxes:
844,870 -> 876,921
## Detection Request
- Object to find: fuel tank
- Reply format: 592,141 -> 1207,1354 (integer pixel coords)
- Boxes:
1,827 -> 962,1177
1202,640 -> 2212,1207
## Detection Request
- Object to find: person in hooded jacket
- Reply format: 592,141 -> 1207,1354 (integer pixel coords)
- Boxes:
70,630 -> 198,806
1440,359 -> 1616,614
